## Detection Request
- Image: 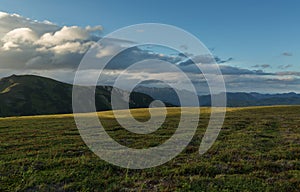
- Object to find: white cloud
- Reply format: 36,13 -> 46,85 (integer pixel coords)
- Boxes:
0,11 -> 102,70
0,11 -> 59,37
2,28 -> 38,50
36,26 -> 101,47
0,11 -> 9,19
96,44 -> 119,58
50,41 -> 95,54
0,11 -> 299,94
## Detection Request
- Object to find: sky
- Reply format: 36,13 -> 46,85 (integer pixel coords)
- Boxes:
0,0 -> 299,93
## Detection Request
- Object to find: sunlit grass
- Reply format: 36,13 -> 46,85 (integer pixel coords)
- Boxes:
1,106 -> 300,191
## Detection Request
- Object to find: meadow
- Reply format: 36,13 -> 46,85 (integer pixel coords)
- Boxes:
1,106 -> 300,191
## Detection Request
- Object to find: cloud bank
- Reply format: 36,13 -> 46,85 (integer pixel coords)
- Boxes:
0,11 -> 299,94
0,11 -> 102,70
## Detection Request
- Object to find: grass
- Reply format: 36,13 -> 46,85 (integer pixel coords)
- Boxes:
0,106 -> 300,191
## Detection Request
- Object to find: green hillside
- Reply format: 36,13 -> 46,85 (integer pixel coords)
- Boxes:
1,106 -> 300,191
0,75 -> 154,117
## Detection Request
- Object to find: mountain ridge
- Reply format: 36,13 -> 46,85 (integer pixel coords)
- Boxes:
134,86 -> 300,107
1,74 -> 300,117
0,74 -> 155,117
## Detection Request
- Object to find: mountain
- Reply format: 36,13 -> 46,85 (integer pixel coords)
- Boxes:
1,75 -> 299,117
224,92 -> 300,107
134,86 -> 182,106
0,75 -> 154,117
134,86 -> 300,107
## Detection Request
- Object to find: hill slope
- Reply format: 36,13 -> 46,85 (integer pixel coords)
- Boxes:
0,75 -> 154,117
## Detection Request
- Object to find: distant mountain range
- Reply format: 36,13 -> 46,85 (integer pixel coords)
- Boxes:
0,75 -> 154,117
1,75 -> 299,117
134,86 -> 300,107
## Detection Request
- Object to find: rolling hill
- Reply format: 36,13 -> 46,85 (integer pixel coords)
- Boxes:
0,75 -> 154,117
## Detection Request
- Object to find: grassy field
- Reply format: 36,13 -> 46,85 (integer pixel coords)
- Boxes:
1,106 -> 300,191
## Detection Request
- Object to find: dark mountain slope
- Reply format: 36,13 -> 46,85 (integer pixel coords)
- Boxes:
0,75 -> 154,117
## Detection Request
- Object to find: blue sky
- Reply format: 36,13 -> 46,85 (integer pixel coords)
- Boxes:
0,0 -> 299,93
1,0 -> 299,71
